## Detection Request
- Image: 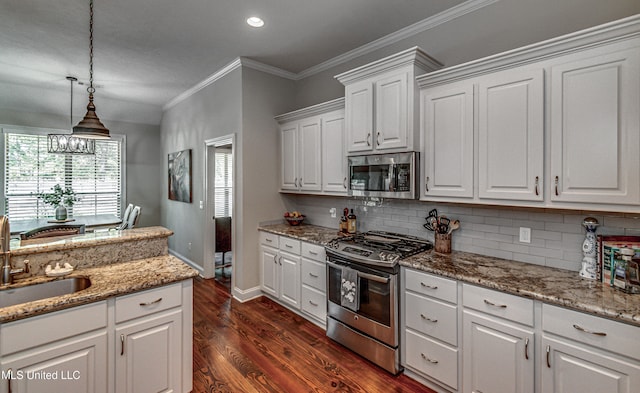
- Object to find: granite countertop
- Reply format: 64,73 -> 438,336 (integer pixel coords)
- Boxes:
0,255 -> 199,323
259,223 -> 640,327
10,226 -> 173,256
258,223 -> 340,245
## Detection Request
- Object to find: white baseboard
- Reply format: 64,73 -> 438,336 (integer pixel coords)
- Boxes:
231,286 -> 262,302
169,249 -> 204,276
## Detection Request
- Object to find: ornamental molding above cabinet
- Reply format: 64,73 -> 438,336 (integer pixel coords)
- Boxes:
274,97 -> 344,124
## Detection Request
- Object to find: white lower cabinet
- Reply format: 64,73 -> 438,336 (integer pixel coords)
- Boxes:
403,268 -> 640,393
260,231 -> 327,326
0,280 -> 192,393
541,304 -> 640,393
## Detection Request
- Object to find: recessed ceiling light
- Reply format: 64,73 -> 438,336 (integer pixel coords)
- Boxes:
247,16 -> 264,28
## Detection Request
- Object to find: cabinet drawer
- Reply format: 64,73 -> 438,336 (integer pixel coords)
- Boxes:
115,283 -> 182,323
260,231 -> 279,247
301,258 -> 326,291
301,286 -> 326,322
301,242 -> 326,262
405,292 -> 457,346
405,329 -> 459,390
543,303 -> 640,361
463,284 -> 534,326
1,301 -> 107,355
405,269 -> 457,304
279,237 -> 301,254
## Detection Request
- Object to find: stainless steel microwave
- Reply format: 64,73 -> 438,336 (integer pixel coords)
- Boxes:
348,152 -> 418,199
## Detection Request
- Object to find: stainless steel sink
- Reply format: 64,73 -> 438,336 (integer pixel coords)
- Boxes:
0,277 -> 91,308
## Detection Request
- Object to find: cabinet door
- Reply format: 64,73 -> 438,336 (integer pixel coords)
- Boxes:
2,332 -> 107,393
280,252 -> 301,309
550,47 -> 640,204
280,122 -> 299,191
115,310 -> 181,393
422,83 -> 474,198
542,336 -> 640,393
463,309 -> 534,393
260,245 -> 279,297
298,117 -> 322,192
322,110 -> 347,193
345,80 -> 374,153
478,68 -> 544,201
375,71 -> 408,150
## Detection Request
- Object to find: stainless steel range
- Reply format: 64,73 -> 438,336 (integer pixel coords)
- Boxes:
325,231 -> 432,374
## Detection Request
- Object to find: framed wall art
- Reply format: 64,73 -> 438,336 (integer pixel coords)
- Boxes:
168,149 -> 192,203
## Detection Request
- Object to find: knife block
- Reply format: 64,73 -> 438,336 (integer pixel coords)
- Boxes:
435,232 -> 452,253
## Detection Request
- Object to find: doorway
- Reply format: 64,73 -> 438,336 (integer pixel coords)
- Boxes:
204,135 -> 235,292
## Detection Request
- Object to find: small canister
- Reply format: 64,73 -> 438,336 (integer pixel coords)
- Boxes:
434,232 -> 452,253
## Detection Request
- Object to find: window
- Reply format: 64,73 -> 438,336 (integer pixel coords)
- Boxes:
3,129 -> 124,221
214,146 -> 232,218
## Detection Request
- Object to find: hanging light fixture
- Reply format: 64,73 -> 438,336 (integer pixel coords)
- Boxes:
47,76 -> 96,154
72,0 -> 110,139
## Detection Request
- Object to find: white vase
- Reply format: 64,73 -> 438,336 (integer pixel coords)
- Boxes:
55,205 -> 68,221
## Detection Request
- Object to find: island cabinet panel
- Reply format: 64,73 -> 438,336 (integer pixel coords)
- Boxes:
549,45 -> 640,206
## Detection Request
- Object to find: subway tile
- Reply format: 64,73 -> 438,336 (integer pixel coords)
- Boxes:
545,239 -> 563,250
562,250 -> 583,263
544,222 -> 583,234
446,205 -> 474,215
498,210 -> 531,220
457,229 -> 486,239
453,214 -> 486,224
469,223 -> 501,233
468,246 -> 513,260
561,233 -> 584,246
603,216 -> 640,229
471,207 -> 503,217
564,214 -> 604,225
485,233 -> 514,243
529,246 -> 563,259
511,219 -> 546,230
624,229 -> 640,237
545,258 -> 581,272
500,242 -> 530,254
485,217 -> 514,227
499,226 -> 520,236
531,229 -> 562,241
512,253 -> 545,266
472,238 -> 500,249
528,212 -> 564,223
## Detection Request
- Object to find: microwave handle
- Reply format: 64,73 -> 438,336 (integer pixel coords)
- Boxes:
326,260 -> 390,284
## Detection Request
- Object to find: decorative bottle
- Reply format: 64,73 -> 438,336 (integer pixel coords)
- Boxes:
579,217 -> 599,280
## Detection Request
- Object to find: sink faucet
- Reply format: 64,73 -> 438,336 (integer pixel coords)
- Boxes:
1,216 -> 29,286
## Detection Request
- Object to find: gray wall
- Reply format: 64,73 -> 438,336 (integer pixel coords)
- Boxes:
294,0 -> 640,108
283,195 -> 640,272
0,108 -> 162,227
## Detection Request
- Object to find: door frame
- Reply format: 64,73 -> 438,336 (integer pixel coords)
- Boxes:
203,134 -> 236,281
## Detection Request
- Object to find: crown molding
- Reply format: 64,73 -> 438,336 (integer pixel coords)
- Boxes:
239,58 -> 299,80
274,97 -> 344,123
417,13 -> 640,89
297,0 -> 499,79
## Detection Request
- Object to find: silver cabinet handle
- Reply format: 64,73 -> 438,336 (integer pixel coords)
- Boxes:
343,177 -> 347,189
525,337 -> 529,360
535,176 -> 539,196
420,314 -> 438,323
309,272 -> 319,278
366,133 -> 371,146
139,297 -> 162,306
546,345 -> 551,368
376,132 -> 381,146
484,299 -> 507,308
357,271 -> 389,284
425,176 -> 429,192
573,324 -> 606,337
300,177 -> 303,186
420,282 -> 437,289
308,250 -> 318,255
121,334 -> 125,356
308,300 -> 318,307
278,256 -> 282,265
265,238 -> 273,243
420,353 -> 438,364
554,176 -> 559,196
285,244 -> 293,249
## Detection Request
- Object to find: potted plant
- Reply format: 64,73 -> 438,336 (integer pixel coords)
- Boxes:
37,184 -> 79,221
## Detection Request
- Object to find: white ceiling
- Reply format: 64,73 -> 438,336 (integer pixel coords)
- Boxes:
0,0 -> 467,124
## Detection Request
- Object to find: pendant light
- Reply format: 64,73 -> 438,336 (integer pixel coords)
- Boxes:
47,76 -> 96,154
72,0 -> 110,139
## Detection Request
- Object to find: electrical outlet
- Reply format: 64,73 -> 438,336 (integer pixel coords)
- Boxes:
188,242 -> 192,251
329,208 -> 336,218
199,201 -> 204,209
519,227 -> 531,243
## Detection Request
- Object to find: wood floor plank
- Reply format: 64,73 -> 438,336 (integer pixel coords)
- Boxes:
192,277 -> 436,393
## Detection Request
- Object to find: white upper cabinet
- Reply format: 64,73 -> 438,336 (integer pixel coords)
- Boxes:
422,82 -> 474,198
276,98 -> 346,195
322,109 -> 347,193
336,47 -> 443,155
550,45 -> 640,205
417,16 -> 640,212
478,68 -> 544,201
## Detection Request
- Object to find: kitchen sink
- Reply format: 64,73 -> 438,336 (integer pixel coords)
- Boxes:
0,277 -> 91,308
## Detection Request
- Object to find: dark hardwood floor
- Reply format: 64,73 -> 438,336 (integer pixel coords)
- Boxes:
192,277 -> 435,393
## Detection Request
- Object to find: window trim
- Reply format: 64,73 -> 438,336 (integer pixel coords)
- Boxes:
1,125 -> 127,218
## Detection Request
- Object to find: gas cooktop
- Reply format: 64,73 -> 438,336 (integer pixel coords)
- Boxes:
325,231 -> 433,268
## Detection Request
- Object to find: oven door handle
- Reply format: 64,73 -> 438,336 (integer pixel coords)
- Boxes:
326,260 -> 390,284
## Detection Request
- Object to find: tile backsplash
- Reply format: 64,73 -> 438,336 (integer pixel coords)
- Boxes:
282,194 -> 640,272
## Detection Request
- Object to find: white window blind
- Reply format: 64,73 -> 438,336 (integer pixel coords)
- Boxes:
4,132 -> 123,221
214,147 -> 232,218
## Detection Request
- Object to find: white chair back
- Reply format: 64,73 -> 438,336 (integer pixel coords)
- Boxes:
127,206 -> 141,229
119,204 -> 134,229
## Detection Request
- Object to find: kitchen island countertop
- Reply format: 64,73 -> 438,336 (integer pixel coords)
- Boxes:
259,223 -> 640,327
